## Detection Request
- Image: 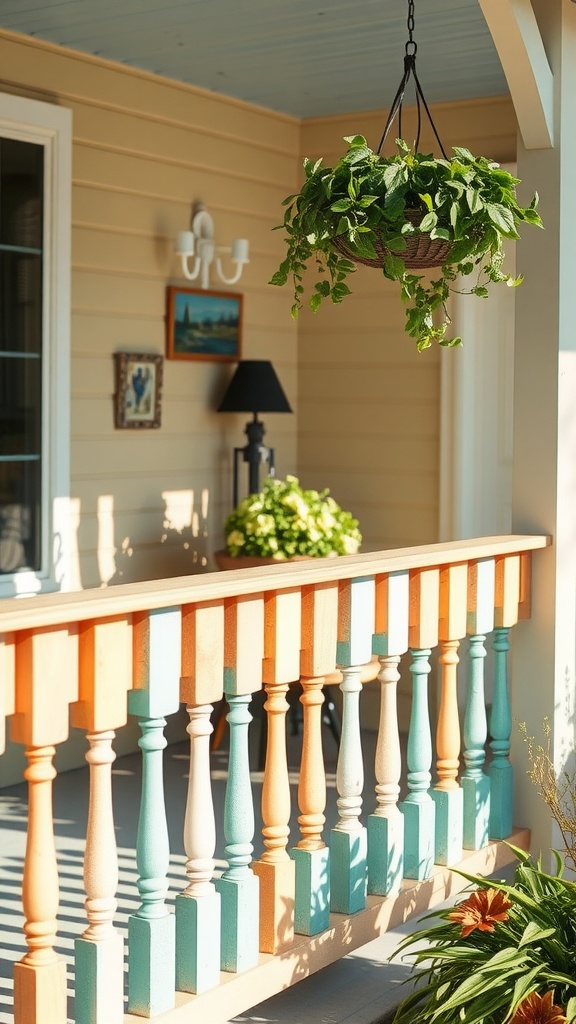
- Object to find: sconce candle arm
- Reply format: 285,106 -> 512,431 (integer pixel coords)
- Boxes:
175,204 -> 249,290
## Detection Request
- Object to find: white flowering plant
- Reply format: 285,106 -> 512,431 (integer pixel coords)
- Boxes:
224,475 -> 362,560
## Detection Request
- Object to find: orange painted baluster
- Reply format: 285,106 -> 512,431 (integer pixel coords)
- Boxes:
11,624 -> 79,1024
71,615 -> 133,1024
434,563 -> 468,865
254,588 -> 301,948
0,632 -> 15,758
291,583 -> 338,935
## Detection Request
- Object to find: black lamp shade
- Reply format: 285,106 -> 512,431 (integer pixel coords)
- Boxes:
217,360 -> 292,415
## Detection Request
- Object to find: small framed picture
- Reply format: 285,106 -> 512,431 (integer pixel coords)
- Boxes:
166,285 -> 243,362
114,353 -> 163,429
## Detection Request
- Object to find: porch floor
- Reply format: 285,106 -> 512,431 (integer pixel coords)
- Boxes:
0,698 -> 514,1024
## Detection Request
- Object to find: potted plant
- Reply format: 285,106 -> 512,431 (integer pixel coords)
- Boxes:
270,136 -> 543,351
214,474 -> 361,569
391,723 -> 576,1024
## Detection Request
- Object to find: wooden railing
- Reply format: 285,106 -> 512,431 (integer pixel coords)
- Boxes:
0,534 -> 549,1024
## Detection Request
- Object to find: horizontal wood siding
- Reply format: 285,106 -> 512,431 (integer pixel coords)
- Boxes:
297,97 -> 517,550
0,29 -> 300,588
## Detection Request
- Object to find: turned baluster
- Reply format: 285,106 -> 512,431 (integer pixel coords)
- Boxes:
462,558 -> 495,850
489,554 -> 522,839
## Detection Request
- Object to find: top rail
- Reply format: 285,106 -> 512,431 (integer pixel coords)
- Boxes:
0,535 -> 550,632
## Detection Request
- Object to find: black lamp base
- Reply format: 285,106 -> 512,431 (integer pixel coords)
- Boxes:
232,415 -> 275,507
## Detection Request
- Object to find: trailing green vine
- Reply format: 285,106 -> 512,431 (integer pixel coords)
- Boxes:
270,136 -> 543,351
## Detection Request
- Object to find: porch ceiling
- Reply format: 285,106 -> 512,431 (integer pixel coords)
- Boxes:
0,0 -> 507,118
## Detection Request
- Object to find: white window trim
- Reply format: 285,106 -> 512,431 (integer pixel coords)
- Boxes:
0,94 -> 72,598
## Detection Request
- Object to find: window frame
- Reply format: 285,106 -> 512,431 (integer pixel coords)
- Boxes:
0,93 -> 72,598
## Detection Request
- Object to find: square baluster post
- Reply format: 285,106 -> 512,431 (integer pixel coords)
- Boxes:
330,577 -> 375,915
369,571 -> 409,896
127,608 -> 182,1017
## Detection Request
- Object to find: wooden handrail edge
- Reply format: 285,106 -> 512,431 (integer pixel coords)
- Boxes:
0,534 -> 551,632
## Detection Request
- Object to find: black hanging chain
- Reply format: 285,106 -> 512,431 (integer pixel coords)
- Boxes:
376,0 -> 448,159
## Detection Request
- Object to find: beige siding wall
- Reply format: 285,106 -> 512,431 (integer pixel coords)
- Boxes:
0,29 -> 300,588
297,97 -> 517,551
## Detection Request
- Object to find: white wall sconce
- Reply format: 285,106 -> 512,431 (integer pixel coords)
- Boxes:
175,202 -> 249,290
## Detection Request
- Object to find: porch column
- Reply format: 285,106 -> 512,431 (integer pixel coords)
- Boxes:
508,1 -> 576,859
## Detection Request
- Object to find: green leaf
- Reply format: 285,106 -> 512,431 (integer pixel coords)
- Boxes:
453,145 -> 475,162
518,921 -> 557,947
384,253 -> 406,279
330,198 -> 352,212
343,134 -> 367,148
566,996 -> 576,1024
486,202 -> 518,235
419,211 -> 438,232
418,192 -> 434,212
309,293 -> 322,313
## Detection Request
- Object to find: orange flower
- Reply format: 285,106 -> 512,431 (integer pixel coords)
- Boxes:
510,991 -> 567,1024
447,887 -> 512,937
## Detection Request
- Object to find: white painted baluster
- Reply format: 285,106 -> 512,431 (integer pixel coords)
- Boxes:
369,571 -> 409,895
331,577 -> 375,914
176,600 -> 224,993
72,616 -> 133,1024
76,732 -> 124,1024
462,559 -> 495,850
176,703 -> 220,991
128,607 -> 181,1017
370,656 -> 403,893
400,568 -> 439,880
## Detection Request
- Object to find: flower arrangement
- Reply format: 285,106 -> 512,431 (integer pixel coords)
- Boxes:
224,475 -> 361,560
270,136 -> 543,351
392,724 -> 576,1024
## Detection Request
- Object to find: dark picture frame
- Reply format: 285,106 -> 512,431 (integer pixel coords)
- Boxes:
166,285 -> 243,362
114,353 -> 163,429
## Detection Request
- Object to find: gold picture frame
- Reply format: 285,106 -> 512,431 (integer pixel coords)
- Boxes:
166,285 -> 243,362
114,353 -> 163,429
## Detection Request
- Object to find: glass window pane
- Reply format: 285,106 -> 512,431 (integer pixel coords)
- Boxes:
0,138 -> 43,250
0,252 -> 42,352
0,459 -> 41,573
0,355 -> 41,456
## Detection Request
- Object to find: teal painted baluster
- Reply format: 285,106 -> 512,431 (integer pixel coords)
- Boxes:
367,654 -> 405,895
489,628 -> 513,839
215,692 -> 259,973
462,634 -> 491,849
400,648 -> 435,880
127,607 -> 181,1017
330,664 -> 367,914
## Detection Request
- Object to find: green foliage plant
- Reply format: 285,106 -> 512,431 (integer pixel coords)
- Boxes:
270,136 -> 543,351
392,726 -> 576,1024
224,474 -> 361,560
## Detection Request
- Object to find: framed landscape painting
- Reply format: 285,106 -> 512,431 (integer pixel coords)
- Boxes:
166,286 -> 243,362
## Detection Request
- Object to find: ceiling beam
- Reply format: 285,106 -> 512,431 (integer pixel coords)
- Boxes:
478,0 -> 553,149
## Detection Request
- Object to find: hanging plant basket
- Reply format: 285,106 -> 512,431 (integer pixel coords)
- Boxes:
269,0 -> 543,350
332,207 -> 453,271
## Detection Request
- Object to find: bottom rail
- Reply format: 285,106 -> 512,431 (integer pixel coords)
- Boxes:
127,829 -> 529,1024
